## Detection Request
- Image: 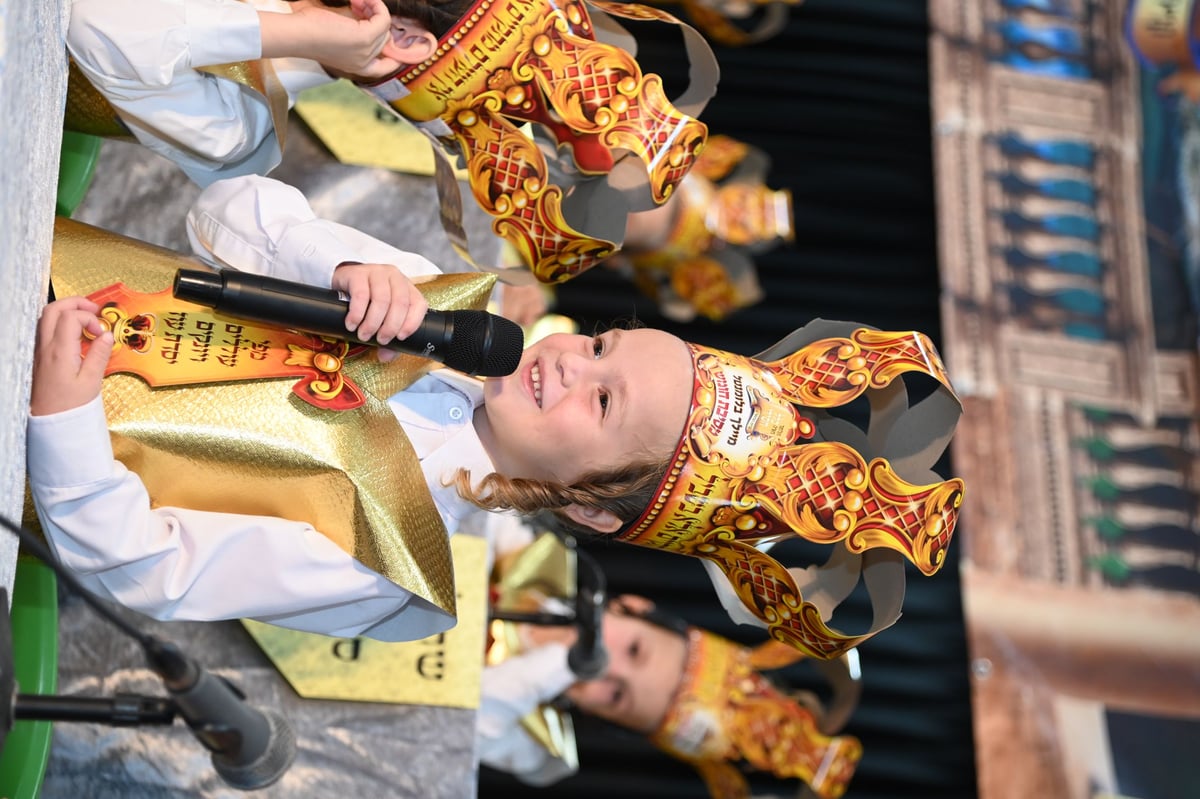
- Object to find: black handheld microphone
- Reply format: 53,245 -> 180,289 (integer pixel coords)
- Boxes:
144,639 -> 296,791
173,269 -> 524,377
566,548 -> 609,680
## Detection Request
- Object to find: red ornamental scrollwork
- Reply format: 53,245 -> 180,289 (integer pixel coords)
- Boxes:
284,337 -> 370,411
429,0 -> 704,281
694,536 -> 860,659
774,329 -> 952,408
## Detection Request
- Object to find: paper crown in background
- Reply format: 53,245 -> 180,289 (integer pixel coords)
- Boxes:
650,627 -> 862,799
616,320 -> 966,659
358,0 -> 719,284
616,133 -> 792,322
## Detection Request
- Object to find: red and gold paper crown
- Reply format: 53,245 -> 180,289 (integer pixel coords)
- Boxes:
625,134 -> 791,321
359,0 -> 717,284
617,321 -> 965,659
649,627 -> 862,799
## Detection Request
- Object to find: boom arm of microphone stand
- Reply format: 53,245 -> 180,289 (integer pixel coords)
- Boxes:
484,533 -> 609,679
0,585 -> 179,758
487,609 -> 576,626
14,693 -> 179,726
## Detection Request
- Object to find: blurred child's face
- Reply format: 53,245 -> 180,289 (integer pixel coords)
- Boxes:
564,610 -> 688,733
476,329 -> 692,487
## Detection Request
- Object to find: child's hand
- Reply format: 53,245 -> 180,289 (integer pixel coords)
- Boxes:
332,262 -> 429,363
262,0 -> 406,82
30,297 -> 114,417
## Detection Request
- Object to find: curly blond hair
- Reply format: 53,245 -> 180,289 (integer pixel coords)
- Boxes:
451,456 -> 670,537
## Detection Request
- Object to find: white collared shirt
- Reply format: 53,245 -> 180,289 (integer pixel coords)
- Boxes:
26,369 -> 510,642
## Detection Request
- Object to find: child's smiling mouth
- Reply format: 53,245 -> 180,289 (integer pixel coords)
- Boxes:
530,363 -> 543,408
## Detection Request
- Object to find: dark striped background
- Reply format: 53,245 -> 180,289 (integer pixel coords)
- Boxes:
481,0 -> 978,797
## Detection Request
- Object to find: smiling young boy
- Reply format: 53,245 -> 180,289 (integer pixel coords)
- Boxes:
28,173 -> 693,642
31,170 -> 963,657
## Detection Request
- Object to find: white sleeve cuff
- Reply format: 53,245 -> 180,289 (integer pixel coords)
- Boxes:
27,396 -> 117,490
272,219 -> 365,287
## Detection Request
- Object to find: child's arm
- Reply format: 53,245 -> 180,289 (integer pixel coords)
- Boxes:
67,0 -> 282,181
27,298 -> 452,641
257,0 -> 406,82
477,643 -> 580,785
186,174 -> 438,348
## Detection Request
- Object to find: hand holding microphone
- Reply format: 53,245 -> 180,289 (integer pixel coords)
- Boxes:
173,268 -> 524,377
331,262 -> 431,359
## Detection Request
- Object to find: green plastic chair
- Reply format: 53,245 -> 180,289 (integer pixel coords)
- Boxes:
56,130 -> 101,217
0,556 -> 59,799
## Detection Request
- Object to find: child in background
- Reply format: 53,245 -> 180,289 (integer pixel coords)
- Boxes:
478,530 -> 863,798
66,0 -> 460,186
65,0 -> 718,288
64,0 -> 717,334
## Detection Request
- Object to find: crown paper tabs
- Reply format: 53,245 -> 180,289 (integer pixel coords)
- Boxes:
650,628 -> 862,799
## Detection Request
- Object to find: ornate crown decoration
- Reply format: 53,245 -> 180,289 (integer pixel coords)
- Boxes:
618,325 -> 965,659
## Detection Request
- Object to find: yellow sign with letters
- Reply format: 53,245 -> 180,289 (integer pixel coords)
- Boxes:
243,534 -> 488,708
293,80 -> 468,179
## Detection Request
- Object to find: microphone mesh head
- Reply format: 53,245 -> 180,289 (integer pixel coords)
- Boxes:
445,310 -> 525,377
212,709 -> 297,791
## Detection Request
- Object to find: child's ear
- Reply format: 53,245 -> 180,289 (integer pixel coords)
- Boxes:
561,504 -> 623,534
392,27 -> 438,64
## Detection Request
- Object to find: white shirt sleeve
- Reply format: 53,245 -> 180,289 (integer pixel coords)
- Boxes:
66,0 -> 283,185
185,175 -> 443,287
477,643 -> 580,785
26,396 -> 453,642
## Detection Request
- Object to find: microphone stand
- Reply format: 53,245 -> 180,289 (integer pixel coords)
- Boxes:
0,513 -> 295,790
487,533 -> 609,680
0,585 -> 180,756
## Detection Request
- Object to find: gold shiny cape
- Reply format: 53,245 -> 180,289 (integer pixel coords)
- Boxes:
50,217 -> 497,620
